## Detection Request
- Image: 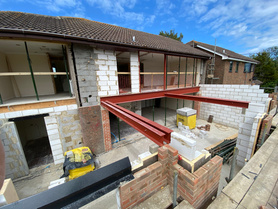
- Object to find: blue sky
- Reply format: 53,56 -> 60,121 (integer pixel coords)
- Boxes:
1,0 -> 278,56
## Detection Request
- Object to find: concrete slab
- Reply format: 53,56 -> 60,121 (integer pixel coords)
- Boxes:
175,200 -> 195,209
207,193 -> 238,209
133,185 -> 172,209
97,137 -> 155,167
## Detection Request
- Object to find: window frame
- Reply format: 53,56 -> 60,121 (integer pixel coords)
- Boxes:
235,62 -> 239,73
229,61 -> 233,73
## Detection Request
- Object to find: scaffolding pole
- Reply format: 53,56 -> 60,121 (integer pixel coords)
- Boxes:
24,42 -> 39,101
62,45 -> 72,97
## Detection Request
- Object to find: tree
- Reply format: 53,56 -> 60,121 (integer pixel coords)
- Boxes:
250,47 -> 278,91
159,30 -> 183,42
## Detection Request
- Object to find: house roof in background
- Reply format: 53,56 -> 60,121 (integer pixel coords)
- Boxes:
0,11 -> 211,58
186,40 -> 259,64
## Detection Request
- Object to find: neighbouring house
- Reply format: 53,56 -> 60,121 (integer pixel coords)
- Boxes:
186,40 -> 259,85
0,11 -> 211,179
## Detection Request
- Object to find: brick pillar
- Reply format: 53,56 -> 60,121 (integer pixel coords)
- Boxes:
78,105 -> 105,154
101,109 -> 112,152
194,92 -> 201,117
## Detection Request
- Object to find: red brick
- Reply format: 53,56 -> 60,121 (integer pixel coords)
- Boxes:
101,109 -> 112,152
158,153 -> 167,160
210,156 -> 223,167
164,144 -> 178,156
148,162 -> 162,174
180,169 -> 199,186
158,146 -> 168,156
78,105 -> 105,154
194,167 -> 208,182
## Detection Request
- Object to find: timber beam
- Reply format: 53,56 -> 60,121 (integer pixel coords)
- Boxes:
100,87 -> 200,104
101,101 -> 172,146
165,93 -> 249,108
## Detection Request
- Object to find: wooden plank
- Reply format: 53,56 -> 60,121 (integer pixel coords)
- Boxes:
116,72 -> 130,75
0,179 -> 19,204
138,72 -> 198,75
0,72 -> 67,76
251,113 -> 266,157
0,99 -> 76,113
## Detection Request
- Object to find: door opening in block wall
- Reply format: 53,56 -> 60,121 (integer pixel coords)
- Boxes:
10,114 -> 54,169
116,51 -> 131,94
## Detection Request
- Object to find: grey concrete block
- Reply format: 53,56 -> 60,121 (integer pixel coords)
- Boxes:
149,144 -> 159,154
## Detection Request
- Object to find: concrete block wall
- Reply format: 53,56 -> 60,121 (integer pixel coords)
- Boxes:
130,52 -> 140,93
0,120 -> 29,179
94,48 -> 119,98
0,104 -> 83,166
73,44 -> 98,107
236,103 -> 265,167
199,85 -> 269,128
73,45 -> 119,106
119,145 -> 222,209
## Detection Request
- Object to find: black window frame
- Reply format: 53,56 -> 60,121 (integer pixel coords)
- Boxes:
229,61 -> 233,73
235,62 -> 239,73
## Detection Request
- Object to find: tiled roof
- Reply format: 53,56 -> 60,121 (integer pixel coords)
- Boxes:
186,40 -> 258,63
0,11 -> 211,58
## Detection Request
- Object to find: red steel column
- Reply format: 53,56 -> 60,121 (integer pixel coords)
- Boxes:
164,54 -> 166,90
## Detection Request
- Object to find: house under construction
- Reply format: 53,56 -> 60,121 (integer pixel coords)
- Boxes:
0,11 -> 277,209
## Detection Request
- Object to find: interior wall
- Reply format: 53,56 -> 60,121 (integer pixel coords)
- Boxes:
140,53 -> 164,87
161,97 -> 193,110
0,52 -> 15,101
7,54 -> 55,97
15,117 -> 48,147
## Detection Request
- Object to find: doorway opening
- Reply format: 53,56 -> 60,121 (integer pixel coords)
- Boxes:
12,114 -> 53,169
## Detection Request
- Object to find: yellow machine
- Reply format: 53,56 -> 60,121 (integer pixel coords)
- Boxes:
64,147 -> 95,180
176,107 -> 197,129
177,114 -> 196,129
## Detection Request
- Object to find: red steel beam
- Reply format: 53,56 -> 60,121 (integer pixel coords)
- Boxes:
101,86 -> 200,104
107,101 -> 172,135
101,101 -> 171,146
165,93 -> 249,108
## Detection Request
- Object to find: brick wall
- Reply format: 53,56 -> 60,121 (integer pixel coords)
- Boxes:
78,105 -> 105,155
161,145 -> 222,209
223,61 -> 253,85
200,84 -> 269,128
120,161 -> 167,208
101,109 -> 112,152
119,145 -> 222,209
